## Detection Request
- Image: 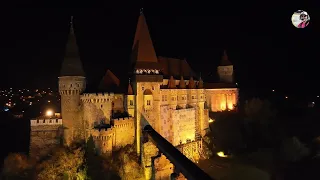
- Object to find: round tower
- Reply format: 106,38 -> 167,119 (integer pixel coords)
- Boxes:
217,50 -> 234,83
59,16 -> 86,146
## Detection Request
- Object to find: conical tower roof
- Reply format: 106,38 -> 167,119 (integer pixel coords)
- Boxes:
220,50 -> 232,66
179,76 -> 186,89
188,77 -> 195,89
127,78 -> 133,95
131,10 -> 161,70
198,76 -> 204,88
168,76 -> 176,89
60,16 -> 85,77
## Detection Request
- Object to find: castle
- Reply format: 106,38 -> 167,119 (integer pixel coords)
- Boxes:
30,12 -> 238,162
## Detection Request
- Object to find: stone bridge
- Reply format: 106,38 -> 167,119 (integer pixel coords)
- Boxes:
142,125 -> 213,180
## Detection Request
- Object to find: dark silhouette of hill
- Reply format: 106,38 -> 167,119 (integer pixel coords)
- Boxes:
0,112 -> 30,169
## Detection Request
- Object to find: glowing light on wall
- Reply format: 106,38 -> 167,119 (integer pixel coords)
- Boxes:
217,151 -> 228,158
46,110 -> 54,117
220,101 -> 226,111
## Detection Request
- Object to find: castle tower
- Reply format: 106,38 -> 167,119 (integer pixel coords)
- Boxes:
58,16 -> 86,146
131,9 -> 163,155
217,50 -> 234,83
126,78 -> 135,117
196,76 -> 208,137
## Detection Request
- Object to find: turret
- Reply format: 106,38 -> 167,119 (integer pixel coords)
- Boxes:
58,16 -> 86,146
179,76 -> 186,89
217,50 -> 234,83
126,78 -> 135,117
131,9 -> 163,155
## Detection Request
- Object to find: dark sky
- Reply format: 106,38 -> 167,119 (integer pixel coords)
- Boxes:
1,1 -> 319,98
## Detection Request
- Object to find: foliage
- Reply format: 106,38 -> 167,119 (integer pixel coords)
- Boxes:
243,98 -> 278,149
114,145 -> 145,180
36,146 -> 87,180
1,153 -> 31,180
211,113 -> 245,153
85,136 -> 121,180
280,136 -> 310,162
201,139 -> 213,160
244,98 -> 276,125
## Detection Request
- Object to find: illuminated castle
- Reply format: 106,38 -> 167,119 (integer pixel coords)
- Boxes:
30,13 -> 238,160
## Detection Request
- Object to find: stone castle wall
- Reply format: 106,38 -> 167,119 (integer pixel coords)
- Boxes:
81,93 -> 125,126
87,117 -> 135,154
113,117 -> 135,150
88,127 -> 114,155
176,140 -> 202,163
205,88 -> 238,112
29,118 -> 63,161
171,108 -> 196,146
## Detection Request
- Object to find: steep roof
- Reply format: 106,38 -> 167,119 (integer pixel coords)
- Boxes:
98,70 -> 121,92
60,16 -> 85,77
220,50 -> 232,66
158,56 -> 197,78
131,12 -> 161,70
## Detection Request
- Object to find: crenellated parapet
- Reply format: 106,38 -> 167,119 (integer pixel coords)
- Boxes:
29,117 -> 64,160
58,76 -> 86,96
30,118 -> 63,131
88,127 -> 114,155
81,92 -> 115,103
89,127 -> 115,137
113,117 -> 135,150
113,117 -> 134,127
31,118 -> 63,126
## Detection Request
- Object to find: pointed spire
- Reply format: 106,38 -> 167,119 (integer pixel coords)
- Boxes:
127,78 -> 133,95
188,77 -> 195,89
168,76 -> 176,89
220,50 -> 232,66
60,16 -> 85,77
198,76 -> 204,89
179,76 -> 186,89
131,10 -> 158,66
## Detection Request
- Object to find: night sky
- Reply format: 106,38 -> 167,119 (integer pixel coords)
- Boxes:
1,2 -> 319,100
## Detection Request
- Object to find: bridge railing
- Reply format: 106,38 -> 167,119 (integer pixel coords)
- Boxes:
143,125 -> 214,180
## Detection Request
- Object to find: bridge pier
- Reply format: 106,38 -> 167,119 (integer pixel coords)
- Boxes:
142,141 -> 159,180
142,125 -> 213,180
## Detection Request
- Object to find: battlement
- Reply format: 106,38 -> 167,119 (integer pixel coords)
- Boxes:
30,118 -> 62,126
81,92 -> 115,103
113,117 -> 134,126
89,127 -> 114,137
